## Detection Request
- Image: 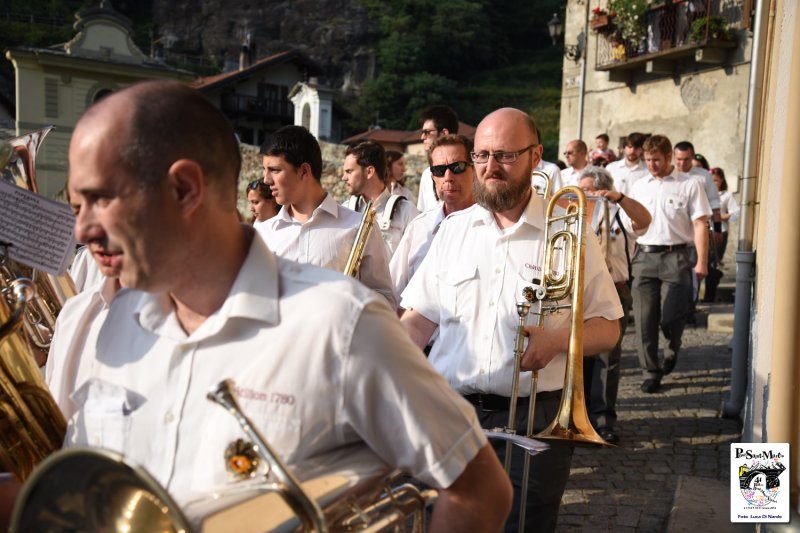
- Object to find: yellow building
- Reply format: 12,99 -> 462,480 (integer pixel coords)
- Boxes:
4,2 -> 193,198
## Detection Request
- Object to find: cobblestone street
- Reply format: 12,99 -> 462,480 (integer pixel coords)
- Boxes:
556,300 -> 743,532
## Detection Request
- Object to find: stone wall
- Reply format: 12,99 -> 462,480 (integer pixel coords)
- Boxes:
237,141 -> 428,217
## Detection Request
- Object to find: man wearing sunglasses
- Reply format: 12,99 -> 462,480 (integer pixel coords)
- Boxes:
401,108 -> 623,532
561,139 -> 590,188
390,134 -> 476,303
416,105 -> 460,213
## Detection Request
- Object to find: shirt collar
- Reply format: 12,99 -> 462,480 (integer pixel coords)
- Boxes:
134,226 -> 280,341
275,193 -> 339,227
472,191 -> 546,232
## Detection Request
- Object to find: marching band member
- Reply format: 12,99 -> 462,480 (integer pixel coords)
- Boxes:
401,108 -> 623,532
256,126 -> 396,306
8,81 -> 512,531
578,167 -> 651,444
342,140 -> 419,260
390,133 -> 476,304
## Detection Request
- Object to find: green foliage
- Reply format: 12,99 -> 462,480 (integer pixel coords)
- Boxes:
690,16 -> 731,43
608,0 -> 651,44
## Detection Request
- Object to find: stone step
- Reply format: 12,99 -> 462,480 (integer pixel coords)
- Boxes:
667,475 -> 750,533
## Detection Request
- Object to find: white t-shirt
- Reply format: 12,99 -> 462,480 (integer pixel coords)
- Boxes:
61,233 -> 487,506
256,193 -> 395,307
628,167 -> 712,245
534,160 -> 563,196
401,194 -> 623,396
719,190 -> 740,233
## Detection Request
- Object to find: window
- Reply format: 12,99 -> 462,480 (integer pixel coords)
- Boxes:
45,78 -> 58,118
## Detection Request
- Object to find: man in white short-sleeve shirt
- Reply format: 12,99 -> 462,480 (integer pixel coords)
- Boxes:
401,108 -> 622,533
628,135 -> 711,394
5,80 -> 513,532
416,105 -> 460,212
256,126 -> 396,307
605,132 -> 649,197
390,134 -> 476,303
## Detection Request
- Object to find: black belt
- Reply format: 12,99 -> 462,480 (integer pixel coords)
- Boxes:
639,244 -> 687,253
463,391 -> 561,412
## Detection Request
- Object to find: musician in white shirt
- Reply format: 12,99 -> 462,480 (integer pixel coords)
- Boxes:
257,126 -> 396,307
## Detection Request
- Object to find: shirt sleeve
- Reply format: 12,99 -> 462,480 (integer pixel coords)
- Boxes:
389,224 -> 415,299
399,224 -> 445,325
343,299 -> 487,488
688,179 -> 713,221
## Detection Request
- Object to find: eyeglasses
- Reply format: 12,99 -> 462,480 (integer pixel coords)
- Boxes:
430,161 -> 471,177
470,144 -> 537,165
247,180 -> 263,190
563,150 -> 576,156
420,128 -> 440,138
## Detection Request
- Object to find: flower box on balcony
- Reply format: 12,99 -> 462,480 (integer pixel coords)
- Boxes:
591,14 -> 617,34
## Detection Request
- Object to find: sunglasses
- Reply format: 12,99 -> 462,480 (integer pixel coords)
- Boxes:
248,180 -> 263,190
430,161 -> 471,177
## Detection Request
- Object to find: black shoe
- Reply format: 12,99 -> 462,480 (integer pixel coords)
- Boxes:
662,355 -> 677,375
599,429 -> 619,444
641,378 -> 661,393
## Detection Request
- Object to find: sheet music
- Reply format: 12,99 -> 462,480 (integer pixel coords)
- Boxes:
0,180 -> 76,275
484,431 -> 550,455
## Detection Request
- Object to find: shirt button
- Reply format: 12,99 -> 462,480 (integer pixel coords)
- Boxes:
91,435 -> 101,446
495,267 -> 501,274
479,368 -> 486,374
489,301 -> 495,306
164,412 -> 175,424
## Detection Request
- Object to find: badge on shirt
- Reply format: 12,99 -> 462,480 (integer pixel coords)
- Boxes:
224,438 -> 261,479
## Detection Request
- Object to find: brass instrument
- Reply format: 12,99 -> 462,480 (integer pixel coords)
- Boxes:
0,128 -> 73,481
498,186 -> 611,531
13,379 -> 437,532
1,127 -> 77,354
343,200 -> 377,278
532,169 -> 552,199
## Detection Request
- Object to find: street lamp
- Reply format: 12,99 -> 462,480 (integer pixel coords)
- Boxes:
547,11 -> 583,61
547,13 -> 563,46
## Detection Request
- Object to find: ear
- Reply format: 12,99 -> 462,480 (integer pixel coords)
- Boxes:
299,162 -> 314,181
440,128 -> 451,136
166,159 -> 204,218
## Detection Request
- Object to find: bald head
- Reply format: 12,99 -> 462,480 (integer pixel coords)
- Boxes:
476,108 -> 540,147
75,81 -> 241,201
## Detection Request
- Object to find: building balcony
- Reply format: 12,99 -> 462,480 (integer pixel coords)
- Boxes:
594,1 -> 740,81
220,93 -> 293,121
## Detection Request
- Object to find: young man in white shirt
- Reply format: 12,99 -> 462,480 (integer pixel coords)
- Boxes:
342,140 -> 419,261
257,126 -> 395,306
1,80 -> 513,532
416,105 -> 460,212
606,132 -> 649,197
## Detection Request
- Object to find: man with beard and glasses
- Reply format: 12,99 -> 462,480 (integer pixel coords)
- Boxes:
400,108 -> 623,532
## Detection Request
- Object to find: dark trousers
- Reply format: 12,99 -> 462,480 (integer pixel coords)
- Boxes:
632,248 -> 693,379
472,391 -> 574,533
585,282 -> 632,430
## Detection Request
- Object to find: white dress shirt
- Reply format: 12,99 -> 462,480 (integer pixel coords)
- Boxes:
47,276 -> 118,420
401,194 -> 623,396
416,167 -> 441,213
628,167 -> 712,245
719,190 -> 740,233
389,205 -> 446,299
256,193 -> 396,307
349,188 -> 420,261
61,232 -> 487,507
606,158 -> 649,197
590,200 -> 647,283
390,182 -> 416,204
560,165 -> 588,188
688,166 -> 720,210
534,160 -> 563,196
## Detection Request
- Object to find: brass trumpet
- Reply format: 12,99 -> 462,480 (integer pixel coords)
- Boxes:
343,200 -> 377,278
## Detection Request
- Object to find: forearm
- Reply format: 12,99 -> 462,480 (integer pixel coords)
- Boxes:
400,309 -> 437,350
429,445 -> 512,533
618,196 -> 651,231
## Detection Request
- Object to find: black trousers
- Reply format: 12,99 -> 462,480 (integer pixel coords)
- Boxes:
471,391 -> 574,533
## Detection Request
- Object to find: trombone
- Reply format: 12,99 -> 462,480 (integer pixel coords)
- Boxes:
531,169 -> 552,199
500,186 -> 613,531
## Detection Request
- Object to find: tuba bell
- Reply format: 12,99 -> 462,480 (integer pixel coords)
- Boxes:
12,380 -> 437,532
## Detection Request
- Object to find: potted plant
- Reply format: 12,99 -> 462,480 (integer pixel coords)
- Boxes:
689,15 -> 732,43
608,0 -> 652,46
590,6 -> 616,33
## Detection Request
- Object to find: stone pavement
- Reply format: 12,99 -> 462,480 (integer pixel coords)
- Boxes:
555,298 -> 743,532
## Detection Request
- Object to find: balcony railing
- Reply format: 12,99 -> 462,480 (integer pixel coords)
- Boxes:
220,93 -> 293,121
594,1 -> 740,72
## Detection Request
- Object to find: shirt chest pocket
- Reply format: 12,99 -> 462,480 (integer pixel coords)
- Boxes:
65,378 -> 145,452
662,193 -> 688,219
438,264 -> 479,323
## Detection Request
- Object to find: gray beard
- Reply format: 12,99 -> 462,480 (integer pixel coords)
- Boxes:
473,174 -> 531,213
